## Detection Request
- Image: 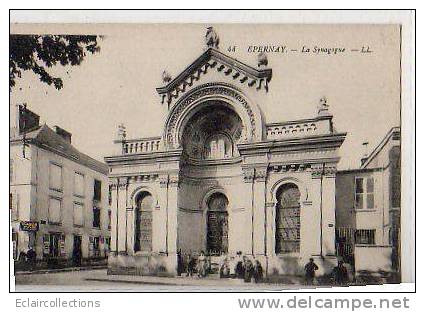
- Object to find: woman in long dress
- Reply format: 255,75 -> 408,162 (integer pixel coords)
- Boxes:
197,251 -> 207,277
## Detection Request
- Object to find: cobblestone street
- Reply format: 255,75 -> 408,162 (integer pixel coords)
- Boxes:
14,269 -> 317,292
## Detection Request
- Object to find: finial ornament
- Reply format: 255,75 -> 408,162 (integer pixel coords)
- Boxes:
317,96 -> 330,116
205,27 -> 219,49
117,123 -> 127,140
162,70 -> 172,84
257,52 -> 268,68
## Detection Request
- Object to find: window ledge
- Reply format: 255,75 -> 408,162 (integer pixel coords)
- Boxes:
354,209 -> 377,213
49,188 -> 63,193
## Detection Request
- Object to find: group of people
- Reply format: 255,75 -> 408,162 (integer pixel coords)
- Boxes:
178,250 -> 350,286
17,247 -> 37,270
304,257 -> 350,286
177,250 -> 264,283
219,251 -> 264,283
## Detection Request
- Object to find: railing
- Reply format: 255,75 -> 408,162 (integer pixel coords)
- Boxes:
122,137 -> 162,154
266,116 -> 333,140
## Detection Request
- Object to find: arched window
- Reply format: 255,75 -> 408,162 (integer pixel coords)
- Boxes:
275,183 -> 301,254
134,191 -> 153,252
206,193 -> 229,255
205,134 -> 233,159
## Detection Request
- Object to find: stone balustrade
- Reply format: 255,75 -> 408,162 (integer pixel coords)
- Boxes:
266,116 -> 333,140
121,137 -> 162,154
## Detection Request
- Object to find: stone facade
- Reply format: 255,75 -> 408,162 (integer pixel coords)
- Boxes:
10,108 -> 111,269
105,28 -> 346,277
335,127 -> 401,274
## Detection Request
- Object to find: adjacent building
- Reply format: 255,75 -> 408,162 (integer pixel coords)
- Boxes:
335,127 -> 401,275
10,105 -> 111,269
105,28 -> 347,277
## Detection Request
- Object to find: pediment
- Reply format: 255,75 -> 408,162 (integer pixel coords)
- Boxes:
156,48 -> 272,107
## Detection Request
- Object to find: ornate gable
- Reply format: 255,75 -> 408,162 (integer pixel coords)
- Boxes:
156,28 -> 272,108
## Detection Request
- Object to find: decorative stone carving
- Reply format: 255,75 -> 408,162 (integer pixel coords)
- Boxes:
169,175 -> 180,187
205,27 -> 219,49
271,163 -> 311,173
118,178 -> 129,190
127,174 -> 158,183
165,83 -> 257,149
159,175 -> 169,188
317,96 -> 330,116
162,70 -> 172,84
242,167 -> 255,183
117,123 -> 126,140
310,163 -> 337,178
257,52 -> 268,68
255,167 -> 268,182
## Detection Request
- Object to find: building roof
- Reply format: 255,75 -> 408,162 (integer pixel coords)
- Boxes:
10,124 -> 109,175
360,126 -> 401,169
156,48 -> 272,106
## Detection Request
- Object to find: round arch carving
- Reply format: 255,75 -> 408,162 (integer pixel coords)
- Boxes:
270,177 -> 309,204
200,187 -> 229,211
130,185 -> 158,209
163,83 -> 263,149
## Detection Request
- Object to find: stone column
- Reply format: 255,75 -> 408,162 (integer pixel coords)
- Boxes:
265,201 -> 275,257
309,163 -> 338,274
117,178 -> 128,254
321,164 -> 337,256
167,174 -> 179,256
126,206 -> 134,255
110,179 -> 118,254
157,175 -> 169,254
253,167 -> 267,256
242,167 -> 255,255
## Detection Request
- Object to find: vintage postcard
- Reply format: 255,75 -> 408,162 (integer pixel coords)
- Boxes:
9,13 -> 414,293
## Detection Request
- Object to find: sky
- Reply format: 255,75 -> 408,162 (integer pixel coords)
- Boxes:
10,24 -> 401,170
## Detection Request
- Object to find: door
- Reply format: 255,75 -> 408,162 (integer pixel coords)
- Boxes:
206,192 -> 229,255
134,192 -> 153,252
73,235 -> 82,266
207,211 -> 228,255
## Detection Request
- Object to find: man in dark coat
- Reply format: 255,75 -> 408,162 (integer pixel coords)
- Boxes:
253,260 -> 263,283
333,260 -> 349,285
243,257 -> 254,283
304,258 -> 319,285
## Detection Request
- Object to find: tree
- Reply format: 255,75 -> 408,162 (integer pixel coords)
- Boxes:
10,34 -> 101,91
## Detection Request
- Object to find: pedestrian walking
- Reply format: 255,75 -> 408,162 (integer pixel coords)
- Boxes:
197,251 -> 207,277
332,260 -> 349,285
304,257 -> 319,285
243,257 -> 254,283
253,260 -> 263,283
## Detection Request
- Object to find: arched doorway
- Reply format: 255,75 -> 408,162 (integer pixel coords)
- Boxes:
206,192 -> 229,255
134,191 -> 153,253
180,102 -> 242,160
275,183 -> 301,254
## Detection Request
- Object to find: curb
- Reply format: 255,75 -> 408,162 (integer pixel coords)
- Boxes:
14,266 -> 107,275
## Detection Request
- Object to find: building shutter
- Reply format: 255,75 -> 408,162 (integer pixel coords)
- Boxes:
43,234 -> 50,256
60,234 -> 66,257
49,197 -> 61,223
89,236 -> 94,257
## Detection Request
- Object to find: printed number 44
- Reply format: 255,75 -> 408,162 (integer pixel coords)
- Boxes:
227,46 -> 236,53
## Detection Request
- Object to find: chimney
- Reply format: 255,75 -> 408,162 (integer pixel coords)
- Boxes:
360,141 -> 369,165
54,126 -> 72,144
17,103 -> 40,134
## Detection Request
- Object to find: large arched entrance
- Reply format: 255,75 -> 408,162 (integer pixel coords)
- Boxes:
134,191 -> 153,253
181,102 -> 243,160
206,192 -> 229,255
275,183 -> 301,254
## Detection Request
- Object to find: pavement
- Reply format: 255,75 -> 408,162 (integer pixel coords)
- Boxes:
14,265 -> 107,275
13,269 -> 326,292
